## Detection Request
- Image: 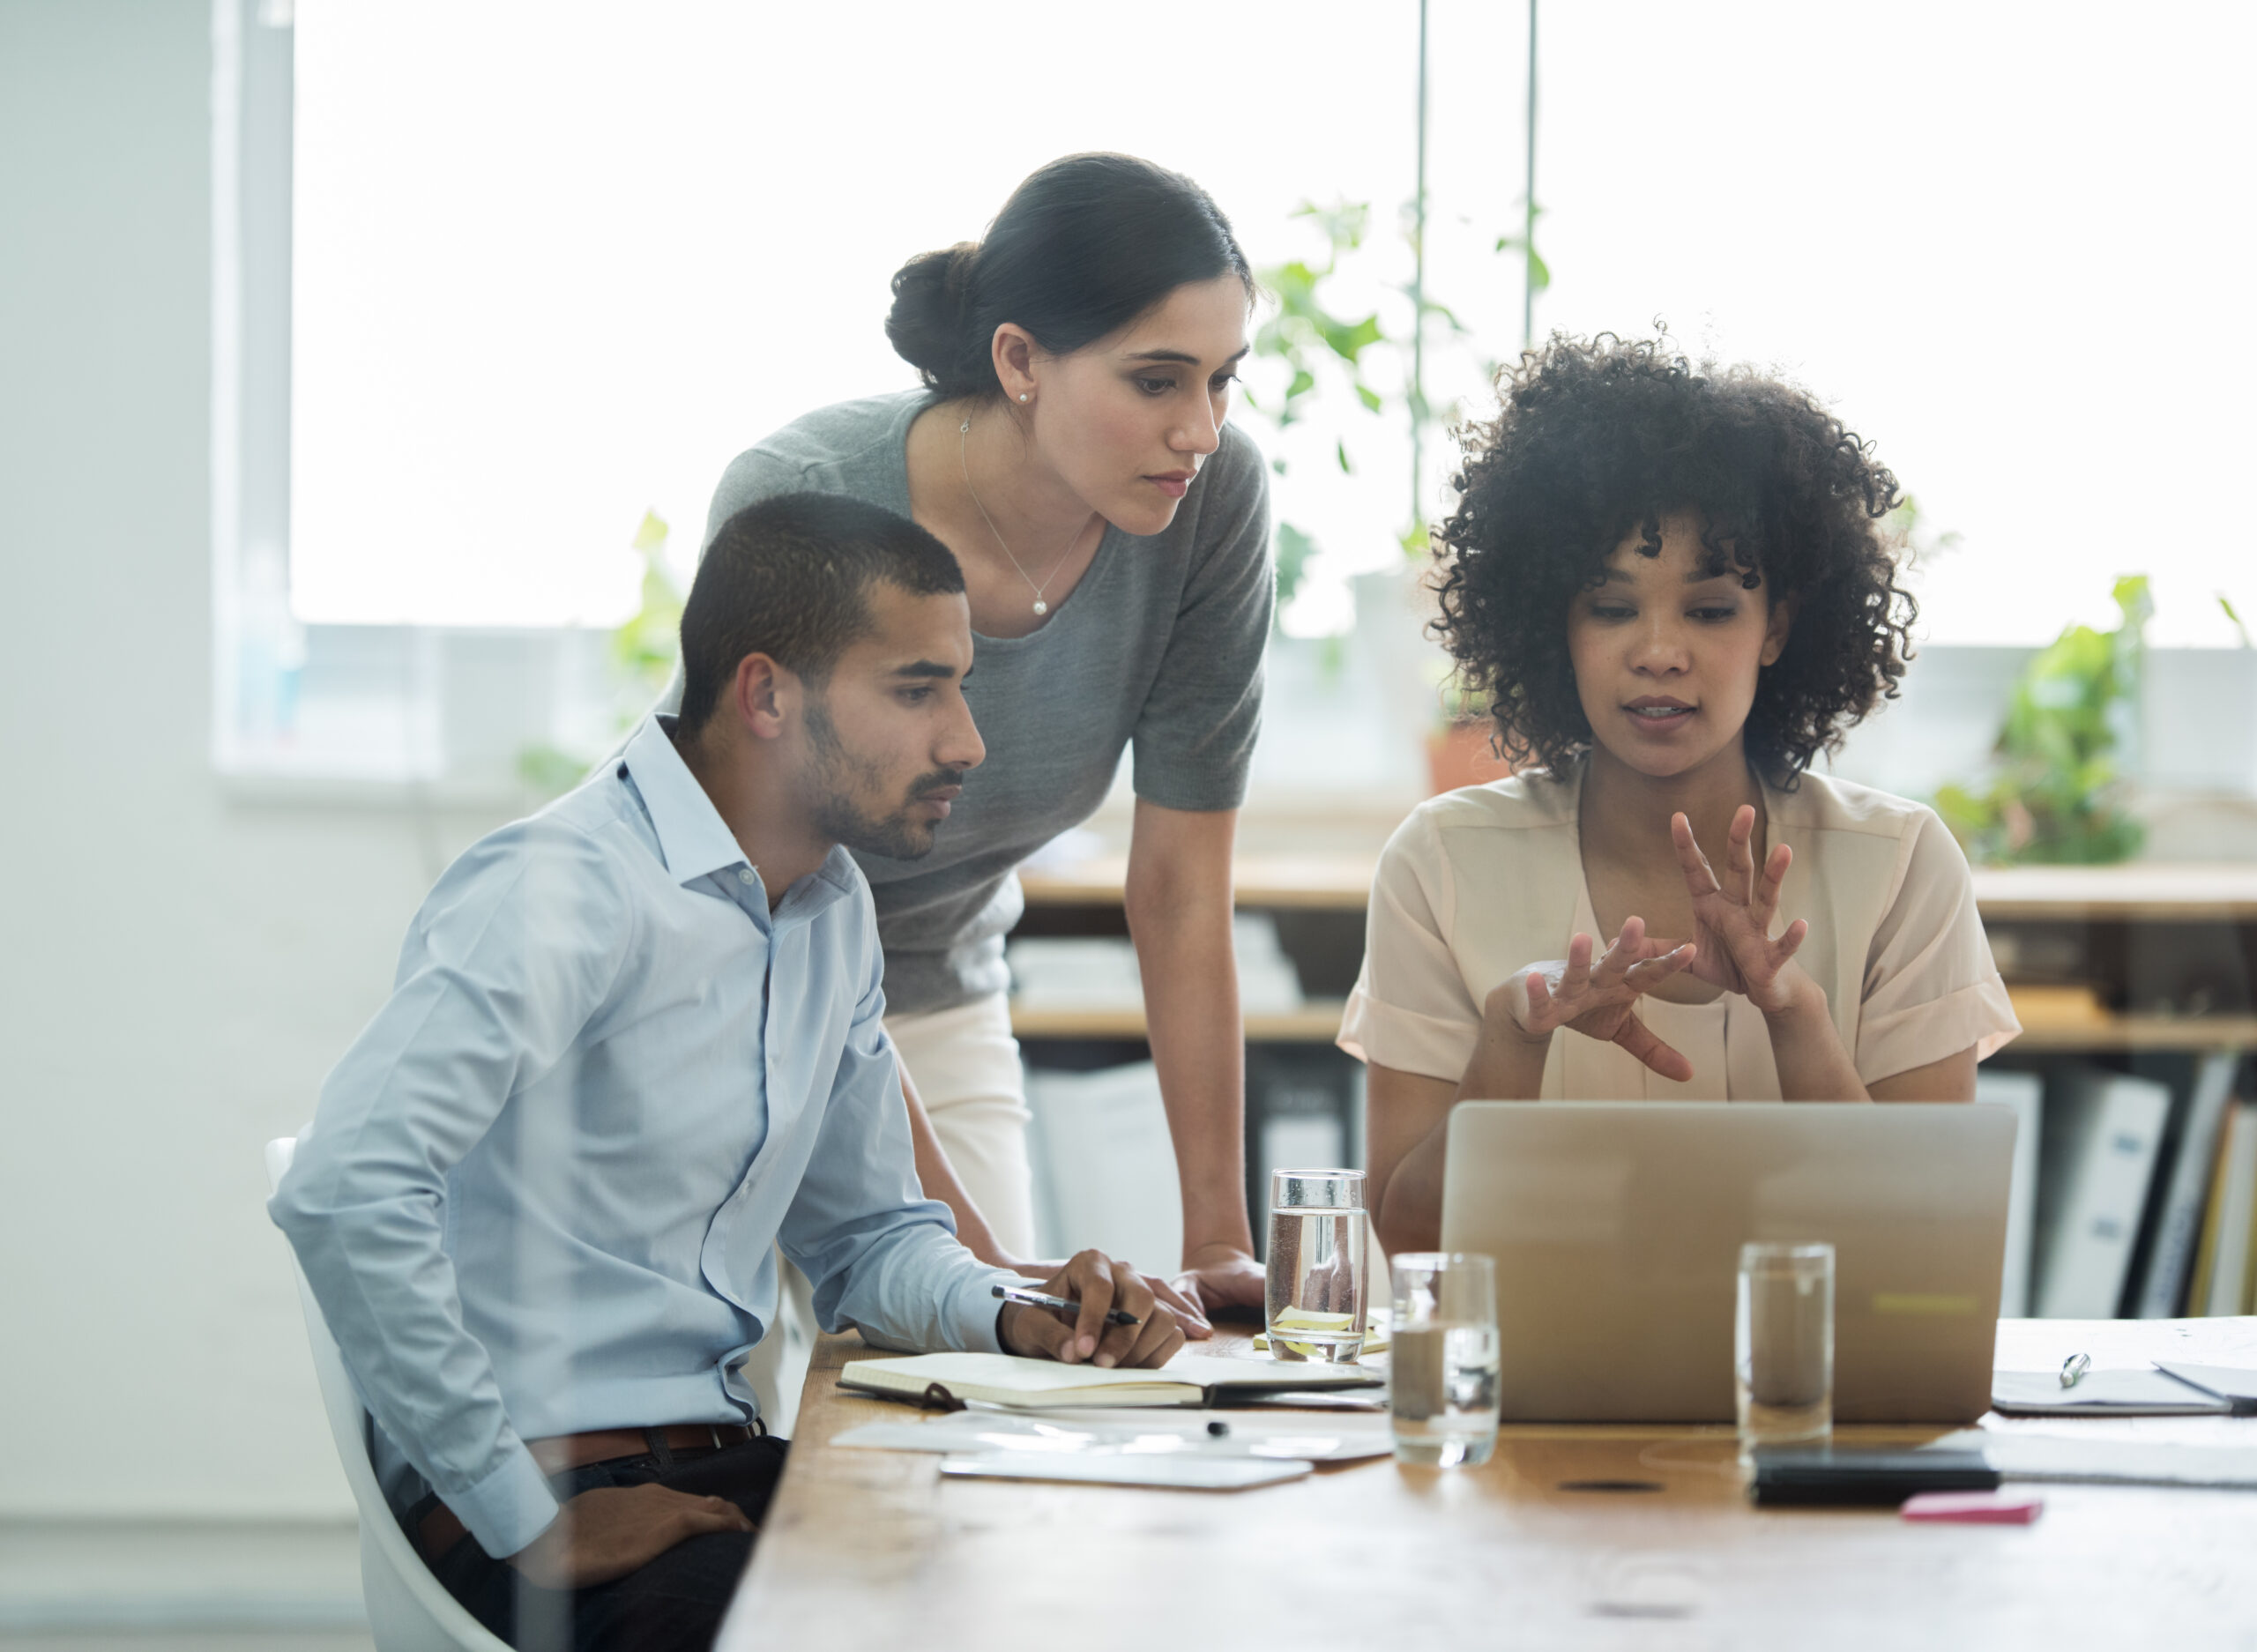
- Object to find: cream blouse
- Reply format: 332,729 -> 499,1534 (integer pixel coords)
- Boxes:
1338,763 -> 2020,1099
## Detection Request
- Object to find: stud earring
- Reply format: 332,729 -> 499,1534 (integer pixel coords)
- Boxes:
1018,392 -> 1030,402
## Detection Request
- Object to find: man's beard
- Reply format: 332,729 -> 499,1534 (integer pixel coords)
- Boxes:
803,698 -> 964,863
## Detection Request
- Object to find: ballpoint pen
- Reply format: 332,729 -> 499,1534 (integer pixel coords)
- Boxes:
2060,1351 -> 2091,1389
992,1284 -> 1141,1328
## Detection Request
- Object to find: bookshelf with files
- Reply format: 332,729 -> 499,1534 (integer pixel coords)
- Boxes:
1007,856 -> 2257,1313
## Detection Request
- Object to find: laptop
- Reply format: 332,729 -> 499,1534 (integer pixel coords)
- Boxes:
1438,1102 -> 2016,1424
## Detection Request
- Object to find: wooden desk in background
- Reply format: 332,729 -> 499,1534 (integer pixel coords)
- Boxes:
721,1318 -> 2257,1651
1015,856 -> 2257,1054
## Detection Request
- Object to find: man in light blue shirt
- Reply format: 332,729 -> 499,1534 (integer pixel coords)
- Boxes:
272,494 -> 1182,1652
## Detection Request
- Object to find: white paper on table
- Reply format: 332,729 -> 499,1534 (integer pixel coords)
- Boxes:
1991,1368 -> 2231,1415
1934,1426 -> 2257,1487
938,1454 -> 1312,1491
831,1410 -> 1392,1463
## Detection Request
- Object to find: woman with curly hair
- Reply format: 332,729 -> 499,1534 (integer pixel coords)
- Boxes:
1341,333 -> 2019,1254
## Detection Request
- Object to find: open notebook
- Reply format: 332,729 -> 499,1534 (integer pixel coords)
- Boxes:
838,1351 -> 1381,1410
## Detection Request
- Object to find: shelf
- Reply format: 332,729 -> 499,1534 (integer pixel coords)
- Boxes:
1026,854 -> 2257,920
2004,985 -> 2257,1050
1007,992 -> 2255,1054
1009,1001 -> 1347,1043
1020,853 -> 1374,911
1970,863 -> 2257,921
2009,1020 -> 2257,1052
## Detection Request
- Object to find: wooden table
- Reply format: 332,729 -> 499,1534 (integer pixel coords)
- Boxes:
720,1318 -> 2257,1651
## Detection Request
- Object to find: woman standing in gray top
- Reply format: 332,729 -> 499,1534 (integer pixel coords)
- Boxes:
696,153 -> 1271,1326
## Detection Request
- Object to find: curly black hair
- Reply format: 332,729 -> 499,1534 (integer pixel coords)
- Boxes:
1432,331 -> 1917,786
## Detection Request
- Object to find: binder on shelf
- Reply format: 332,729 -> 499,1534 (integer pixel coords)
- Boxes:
2194,1101 -> 2257,1316
2134,1053 -> 2241,1317
2031,1068 -> 2170,1319
1978,1070 -> 2044,1318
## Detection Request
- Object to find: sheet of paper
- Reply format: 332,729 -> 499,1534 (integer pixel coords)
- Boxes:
1935,1427 -> 2257,1488
1159,1351 -> 1381,1389
937,1454 -> 1312,1491
1225,1388 -> 1389,1412
1991,1368 -> 2229,1415
840,1351 -> 1195,1400
2155,1362 -> 2257,1410
832,1410 -> 1393,1463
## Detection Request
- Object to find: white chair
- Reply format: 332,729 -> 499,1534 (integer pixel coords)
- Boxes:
265,1136 -> 512,1652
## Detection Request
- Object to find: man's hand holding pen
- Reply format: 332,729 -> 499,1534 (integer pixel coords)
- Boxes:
995,1248 -> 1185,1370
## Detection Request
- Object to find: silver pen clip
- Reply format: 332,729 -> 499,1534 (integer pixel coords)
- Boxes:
2060,1351 -> 2091,1389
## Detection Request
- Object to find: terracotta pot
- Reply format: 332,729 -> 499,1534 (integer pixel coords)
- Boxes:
1426,719 -> 1513,794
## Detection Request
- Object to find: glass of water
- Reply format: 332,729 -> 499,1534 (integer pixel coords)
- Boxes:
1264,1170 -> 1368,1363
1736,1241 -> 1835,1455
1389,1252 -> 1501,1468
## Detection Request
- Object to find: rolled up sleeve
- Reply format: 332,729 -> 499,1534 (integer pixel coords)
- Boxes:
1338,810 -> 1484,1082
1855,807 -> 2022,1083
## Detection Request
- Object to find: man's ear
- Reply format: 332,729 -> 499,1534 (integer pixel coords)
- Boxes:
1760,594 -> 1795,668
728,653 -> 798,740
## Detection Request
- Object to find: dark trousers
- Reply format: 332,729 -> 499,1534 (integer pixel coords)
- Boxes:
423,1435 -> 791,1652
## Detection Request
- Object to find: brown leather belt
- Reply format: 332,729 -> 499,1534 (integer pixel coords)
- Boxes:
415,1423 -> 763,1565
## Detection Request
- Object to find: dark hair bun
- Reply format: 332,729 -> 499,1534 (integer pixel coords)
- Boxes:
885,242 -> 980,390
883,154 -> 1253,405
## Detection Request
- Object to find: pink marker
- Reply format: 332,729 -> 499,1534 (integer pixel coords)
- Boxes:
1900,1491 -> 2045,1525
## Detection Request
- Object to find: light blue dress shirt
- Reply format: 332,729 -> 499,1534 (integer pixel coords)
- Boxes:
271,716 -> 1015,1558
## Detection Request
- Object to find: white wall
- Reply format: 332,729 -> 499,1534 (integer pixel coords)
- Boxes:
0,0 -> 506,1518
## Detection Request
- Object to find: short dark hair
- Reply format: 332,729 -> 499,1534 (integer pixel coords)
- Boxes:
1432,331 -> 1917,786
676,493 -> 965,736
884,153 -> 1254,403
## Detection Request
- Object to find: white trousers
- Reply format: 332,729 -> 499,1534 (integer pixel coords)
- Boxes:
741,991 -> 1032,1433
886,991 -> 1037,1258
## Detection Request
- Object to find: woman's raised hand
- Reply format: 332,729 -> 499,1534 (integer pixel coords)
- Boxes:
1494,918 -> 1697,1082
1670,806 -> 1808,1014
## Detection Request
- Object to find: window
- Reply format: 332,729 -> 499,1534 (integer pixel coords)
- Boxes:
1534,4 -> 2257,646
224,3 -> 2257,794
286,1 -> 1455,630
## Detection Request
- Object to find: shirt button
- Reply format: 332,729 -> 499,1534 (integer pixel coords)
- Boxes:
737,868 -> 756,885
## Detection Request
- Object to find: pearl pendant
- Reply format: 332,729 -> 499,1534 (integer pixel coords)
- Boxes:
1032,599 -> 1048,616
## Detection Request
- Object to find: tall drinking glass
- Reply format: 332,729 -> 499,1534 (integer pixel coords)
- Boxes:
1389,1252 -> 1501,1468
1263,1170 -> 1367,1363
1736,1241 -> 1835,1455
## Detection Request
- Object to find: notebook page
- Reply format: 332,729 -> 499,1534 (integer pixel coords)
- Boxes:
839,1352 -> 1199,1403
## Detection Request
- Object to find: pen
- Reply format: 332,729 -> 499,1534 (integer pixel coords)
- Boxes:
2060,1351 -> 2090,1389
991,1284 -> 1142,1328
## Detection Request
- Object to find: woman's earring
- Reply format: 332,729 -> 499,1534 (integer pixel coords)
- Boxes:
1018,392 -> 1030,403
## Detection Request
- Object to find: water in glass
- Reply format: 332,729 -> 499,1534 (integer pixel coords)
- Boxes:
1264,1172 -> 1367,1363
1389,1321 -> 1501,1467
1736,1241 -> 1835,1455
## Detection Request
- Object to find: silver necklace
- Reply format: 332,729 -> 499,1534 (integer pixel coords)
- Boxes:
958,417 -> 1081,617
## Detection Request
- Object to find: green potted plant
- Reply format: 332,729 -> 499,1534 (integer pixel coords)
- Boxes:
1934,576 -> 2150,865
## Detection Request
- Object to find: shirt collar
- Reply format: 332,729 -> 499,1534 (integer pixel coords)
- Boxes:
619,715 -> 754,887
618,716 -> 865,910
